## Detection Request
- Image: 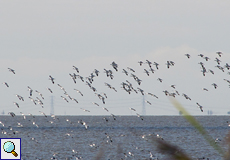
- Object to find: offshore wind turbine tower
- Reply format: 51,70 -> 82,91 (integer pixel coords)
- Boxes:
142,95 -> 146,115
50,96 -> 54,115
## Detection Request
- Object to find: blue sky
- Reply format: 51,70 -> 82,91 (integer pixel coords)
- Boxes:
0,1 -> 230,115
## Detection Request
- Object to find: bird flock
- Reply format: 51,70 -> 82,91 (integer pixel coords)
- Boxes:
1,51 -> 230,159
2,51 -> 230,117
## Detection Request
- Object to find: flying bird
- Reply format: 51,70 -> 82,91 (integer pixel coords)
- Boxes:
204,56 -> 210,61
153,62 -> 159,70
157,78 -> 163,83
61,96 -> 69,103
145,100 -> 152,105
8,112 -> 16,117
92,102 -> 99,106
138,61 -> 143,66
129,108 -> 136,111
212,83 -> 218,89
74,89 -> 83,96
49,75 -> 55,84
8,68 -> 15,74
122,69 -> 129,76
196,103 -> 203,112
47,87 -> 53,93
185,54 -> 191,58
127,67 -> 135,72
39,111 -> 47,117
111,61 -> 118,71
144,69 -> 150,76
216,51 -> 223,57
2,82 -> 9,87
73,66 -> 79,73
80,108 -> 90,112
198,54 -> 204,57
28,86 -> 33,96
13,102 -> 20,108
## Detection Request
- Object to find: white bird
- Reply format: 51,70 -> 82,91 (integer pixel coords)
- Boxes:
32,121 -> 39,128
0,121 -> 5,127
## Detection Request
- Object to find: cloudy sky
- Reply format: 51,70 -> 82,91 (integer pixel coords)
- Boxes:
0,1 -> 230,116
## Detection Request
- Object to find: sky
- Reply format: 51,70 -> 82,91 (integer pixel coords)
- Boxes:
0,1 -> 230,116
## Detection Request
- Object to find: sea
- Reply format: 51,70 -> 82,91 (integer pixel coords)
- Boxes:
0,115 -> 229,160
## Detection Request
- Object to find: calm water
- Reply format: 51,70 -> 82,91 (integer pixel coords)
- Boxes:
0,115 -> 229,160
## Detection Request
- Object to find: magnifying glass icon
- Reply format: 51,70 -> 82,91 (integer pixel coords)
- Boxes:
3,141 -> 18,157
